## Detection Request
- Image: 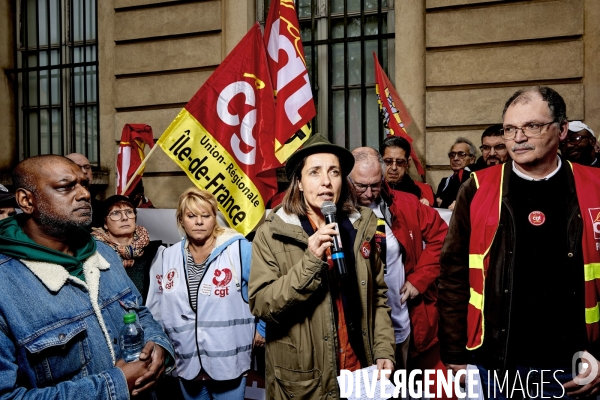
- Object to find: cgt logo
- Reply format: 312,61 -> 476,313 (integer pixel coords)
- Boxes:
213,268 -> 233,298
589,208 -> 600,240
164,269 -> 179,292
155,274 -> 163,292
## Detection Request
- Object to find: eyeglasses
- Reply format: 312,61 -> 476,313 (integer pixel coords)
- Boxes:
448,151 -> 470,159
78,164 -> 92,172
479,144 -> 507,153
108,209 -> 136,221
383,158 -> 408,168
561,134 -> 593,145
351,180 -> 382,194
501,121 -> 556,140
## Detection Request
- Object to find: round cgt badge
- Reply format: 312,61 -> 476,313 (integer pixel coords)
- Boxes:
361,241 -> 371,259
528,211 -> 546,226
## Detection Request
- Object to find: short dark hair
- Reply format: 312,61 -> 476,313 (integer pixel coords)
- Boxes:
379,136 -> 411,158
102,195 -> 136,218
282,154 -> 356,216
13,155 -> 77,193
481,124 -> 504,141
502,86 -> 567,123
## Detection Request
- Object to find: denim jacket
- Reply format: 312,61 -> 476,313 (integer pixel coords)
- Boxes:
0,241 -> 175,399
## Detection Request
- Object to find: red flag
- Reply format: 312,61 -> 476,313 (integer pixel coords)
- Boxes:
264,0 -> 316,162
156,23 -> 277,235
373,52 -> 425,175
116,124 -> 154,196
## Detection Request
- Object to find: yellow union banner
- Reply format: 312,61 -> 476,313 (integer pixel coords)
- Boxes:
157,109 -> 265,236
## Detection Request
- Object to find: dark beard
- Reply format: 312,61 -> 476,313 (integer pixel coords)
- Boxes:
37,204 -> 92,237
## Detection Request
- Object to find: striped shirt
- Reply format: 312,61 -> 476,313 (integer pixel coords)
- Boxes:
186,249 -> 209,311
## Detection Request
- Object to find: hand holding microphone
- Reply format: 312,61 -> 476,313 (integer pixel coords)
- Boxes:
320,201 -> 347,277
307,223 -> 338,260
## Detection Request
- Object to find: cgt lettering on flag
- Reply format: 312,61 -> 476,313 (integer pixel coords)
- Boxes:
157,24 -> 278,236
264,0 -> 316,162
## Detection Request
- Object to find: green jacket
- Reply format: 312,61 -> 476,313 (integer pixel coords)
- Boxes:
249,206 -> 395,400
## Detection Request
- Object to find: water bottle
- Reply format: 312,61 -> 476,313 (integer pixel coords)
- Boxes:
119,312 -> 144,362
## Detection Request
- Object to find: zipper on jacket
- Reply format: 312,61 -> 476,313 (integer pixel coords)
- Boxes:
500,198 -> 516,370
357,210 -> 376,363
566,197 -> 582,253
183,244 -> 215,373
327,208 -> 373,397
324,270 -> 340,398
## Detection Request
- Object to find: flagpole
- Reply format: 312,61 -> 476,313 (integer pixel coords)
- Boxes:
119,144 -> 160,195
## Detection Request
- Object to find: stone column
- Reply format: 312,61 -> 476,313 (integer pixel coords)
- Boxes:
0,1 -> 17,171
98,0 -> 116,194
223,0 -> 256,56
394,0 -> 426,178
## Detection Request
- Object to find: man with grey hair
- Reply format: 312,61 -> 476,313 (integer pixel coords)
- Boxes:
438,86 -> 600,398
559,120 -> 599,167
349,147 -> 447,389
435,137 -> 476,209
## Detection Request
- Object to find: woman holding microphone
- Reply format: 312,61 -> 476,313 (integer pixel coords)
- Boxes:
249,134 -> 395,400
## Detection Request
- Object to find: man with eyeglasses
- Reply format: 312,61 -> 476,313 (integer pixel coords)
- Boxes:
560,121 -> 599,168
438,86 -> 600,399
66,152 -> 103,228
350,147 -> 448,392
379,136 -> 435,205
435,137 -> 476,210
470,124 -> 511,171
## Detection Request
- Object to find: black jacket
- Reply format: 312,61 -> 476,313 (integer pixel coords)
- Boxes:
467,156 -> 487,172
437,161 -> 592,370
435,167 -> 471,208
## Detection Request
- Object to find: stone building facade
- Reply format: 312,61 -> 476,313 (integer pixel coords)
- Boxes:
1,0 -> 598,206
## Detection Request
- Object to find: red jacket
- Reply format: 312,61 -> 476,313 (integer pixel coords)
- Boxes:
381,182 -> 448,355
415,181 -> 435,205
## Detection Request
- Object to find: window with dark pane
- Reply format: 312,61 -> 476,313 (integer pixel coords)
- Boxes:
258,0 -> 394,149
15,0 -> 99,164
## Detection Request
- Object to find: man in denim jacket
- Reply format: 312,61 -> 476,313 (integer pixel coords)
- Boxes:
0,155 -> 174,399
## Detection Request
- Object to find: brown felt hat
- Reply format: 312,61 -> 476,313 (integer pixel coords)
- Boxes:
284,134 -> 355,180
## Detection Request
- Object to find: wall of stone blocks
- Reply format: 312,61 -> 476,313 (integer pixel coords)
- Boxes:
416,0 -> 596,189
3,0 -> 598,207
99,0 -> 255,207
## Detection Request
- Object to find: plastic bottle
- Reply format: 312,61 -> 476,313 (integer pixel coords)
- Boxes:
119,312 -> 144,362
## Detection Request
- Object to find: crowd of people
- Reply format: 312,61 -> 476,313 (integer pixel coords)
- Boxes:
0,85 -> 599,399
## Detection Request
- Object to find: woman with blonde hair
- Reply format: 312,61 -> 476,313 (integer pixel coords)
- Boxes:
147,187 -> 264,399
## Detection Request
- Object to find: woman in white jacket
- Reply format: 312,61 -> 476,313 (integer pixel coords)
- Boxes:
147,187 -> 264,399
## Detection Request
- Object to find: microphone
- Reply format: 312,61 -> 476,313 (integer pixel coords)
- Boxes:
320,201 -> 347,277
